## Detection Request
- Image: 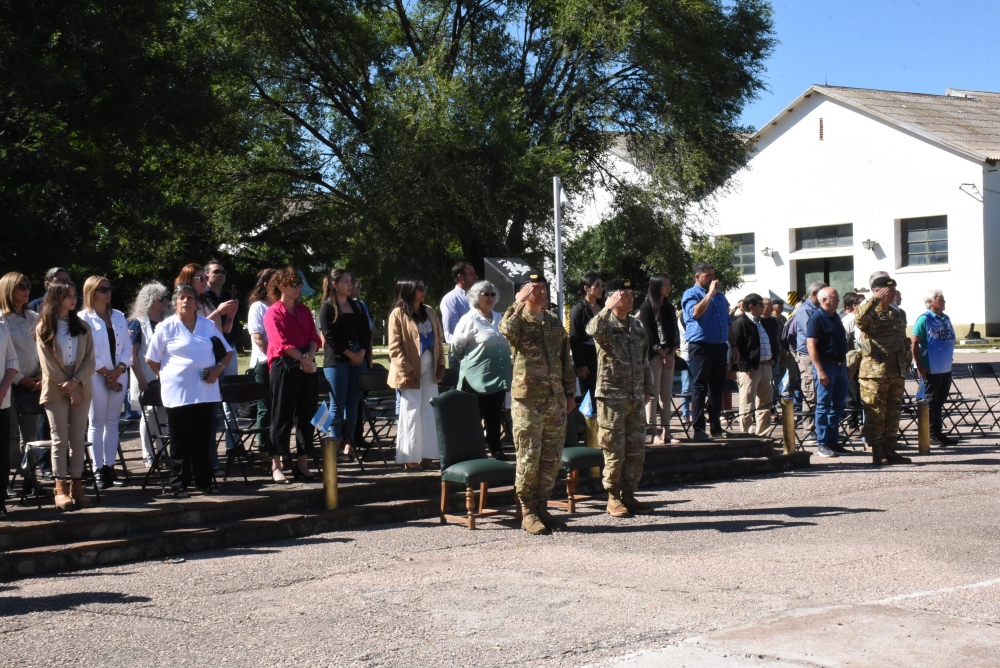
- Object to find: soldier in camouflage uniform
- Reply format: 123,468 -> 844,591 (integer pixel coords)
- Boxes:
854,275 -> 912,465
500,274 -> 576,535
586,278 -> 655,517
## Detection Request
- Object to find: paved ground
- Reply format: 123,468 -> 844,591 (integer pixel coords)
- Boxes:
4,437 -> 1000,667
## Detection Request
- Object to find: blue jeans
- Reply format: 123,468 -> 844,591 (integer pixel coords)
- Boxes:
323,350 -> 368,439
813,361 -> 847,446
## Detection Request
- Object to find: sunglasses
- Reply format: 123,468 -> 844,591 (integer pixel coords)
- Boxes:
482,292 -> 496,297
16,283 -> 30,291
289,281 -> 303,288
193,275 -> 208,282
415,285 -> 427,291
210,269 -> 227,275
96,286 -> 113,294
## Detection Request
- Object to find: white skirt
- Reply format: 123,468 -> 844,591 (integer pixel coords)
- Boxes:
395,350 -> 440,463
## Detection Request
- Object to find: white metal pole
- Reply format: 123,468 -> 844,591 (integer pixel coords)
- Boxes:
553,176 -> 563,321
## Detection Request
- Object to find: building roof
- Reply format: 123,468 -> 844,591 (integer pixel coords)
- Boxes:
759,85 -> 1000,163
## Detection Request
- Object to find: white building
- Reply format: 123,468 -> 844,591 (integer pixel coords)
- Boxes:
700,85 -> 1000,335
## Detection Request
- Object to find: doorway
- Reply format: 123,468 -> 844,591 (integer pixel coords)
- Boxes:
796,257 -> 855,300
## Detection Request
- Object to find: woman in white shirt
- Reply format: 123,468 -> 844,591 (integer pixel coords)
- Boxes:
146,284 -> 233,498
36,281 -> 96,511
246,268 -> 276,455
0,272 -> 42,461
79,276 -> 133,489
127,282 -> 171,468
451,280 -> 512,460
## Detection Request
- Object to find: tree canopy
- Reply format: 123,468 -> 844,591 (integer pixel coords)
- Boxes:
1,0 -> 774,316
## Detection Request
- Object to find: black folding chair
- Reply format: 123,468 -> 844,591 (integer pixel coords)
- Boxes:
357,368 -> 395,470
670,369 -> 692,438
219,376 -> 268,483
967,362 -> 1000,434
139,380 -> 172,492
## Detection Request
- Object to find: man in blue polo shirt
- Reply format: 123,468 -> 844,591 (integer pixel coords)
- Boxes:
682,263 -> 734,440
806,287 -> 849,457
793,280 -> 827,443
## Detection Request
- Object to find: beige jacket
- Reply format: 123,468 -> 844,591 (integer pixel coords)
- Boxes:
387,306 -> 445,389
37,320 -> 96,404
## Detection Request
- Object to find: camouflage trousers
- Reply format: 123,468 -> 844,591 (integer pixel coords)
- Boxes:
860,376 -> 904,455
511,395 -> 567,504
597,396 -> 646,492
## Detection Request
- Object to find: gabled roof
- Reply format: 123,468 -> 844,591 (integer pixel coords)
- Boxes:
757,85 -> 1000,163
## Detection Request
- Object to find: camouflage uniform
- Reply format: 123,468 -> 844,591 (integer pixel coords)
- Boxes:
500,302 -> 575,506
854,296 -> 911,460
586,309 -> 654,493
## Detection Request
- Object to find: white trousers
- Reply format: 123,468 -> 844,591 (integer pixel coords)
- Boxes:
88,375 -> 126,468
395,350 -> 440,464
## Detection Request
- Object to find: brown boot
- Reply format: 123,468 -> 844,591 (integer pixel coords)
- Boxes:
519,500 -> 550,535
884,443 -> 912,465
607,489 -> 632,518
53,479 -> 74,511
70,479 -> 91,509
536,499 -> 567,531
871,442 -> 888,466
621,489 -> 654,515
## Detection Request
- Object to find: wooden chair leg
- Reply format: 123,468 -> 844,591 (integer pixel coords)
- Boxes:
478,482 -> 487,515
440,481 -> 448,523
567,469 -> 578,514
465,486 -> 476,530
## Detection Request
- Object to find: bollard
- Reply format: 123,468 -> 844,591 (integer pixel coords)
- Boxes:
917,400 -> 931,454
781,397 -> 796,455
322,436 -> 340,510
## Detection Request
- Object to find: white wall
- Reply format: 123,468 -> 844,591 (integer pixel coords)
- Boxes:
703,93 -> 987,333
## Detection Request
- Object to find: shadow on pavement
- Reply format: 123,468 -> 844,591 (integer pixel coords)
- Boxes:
0,591 -> 152,617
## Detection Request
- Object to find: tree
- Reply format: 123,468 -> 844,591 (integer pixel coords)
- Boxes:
208,0 -> 774,313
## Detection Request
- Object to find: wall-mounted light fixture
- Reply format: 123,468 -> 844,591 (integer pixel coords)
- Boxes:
861,239 -> 877,251
760,247 -> 775,257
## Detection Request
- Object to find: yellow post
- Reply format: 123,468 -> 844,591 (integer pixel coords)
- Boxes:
917,400 -> 931,454
322,436 -> 340,509
584,416 -> 601,478
781,397 -> 796,455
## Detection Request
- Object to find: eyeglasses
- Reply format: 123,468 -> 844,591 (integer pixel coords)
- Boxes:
193,275 -> 208,282
96,286 -> 113,294
289,281 -> 303,288
415,285 -> 427,291
482,292 -> 496,297
16,283 -> 30,291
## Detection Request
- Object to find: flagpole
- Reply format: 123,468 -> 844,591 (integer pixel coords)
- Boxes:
553,176 -> 563,322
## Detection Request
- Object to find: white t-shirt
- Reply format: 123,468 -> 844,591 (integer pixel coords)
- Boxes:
0,326 -> 18,410
146,315 -> 233,408
247,300 -> 269,367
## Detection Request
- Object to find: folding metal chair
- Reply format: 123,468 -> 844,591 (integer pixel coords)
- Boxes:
139,380 -> 172,492
938,364 -> 980,437
669,369 -> 692,438
219,375 -> 268,483
357,368 -> 395,470
967,362 -> 1000,434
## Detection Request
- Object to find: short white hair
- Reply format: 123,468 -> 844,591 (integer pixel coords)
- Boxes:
924,289 -> 943,308
466,280 -> 498,309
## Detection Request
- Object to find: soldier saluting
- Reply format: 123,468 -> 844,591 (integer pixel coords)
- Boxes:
855,275 -> 912,465
500,274 -> 576,535
586,278 -> 655,517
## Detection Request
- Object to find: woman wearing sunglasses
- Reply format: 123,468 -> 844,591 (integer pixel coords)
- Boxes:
450,280 -> 512,461
387,277 -> 445,470
0,273 -> 43,464
79,276 -> 132,489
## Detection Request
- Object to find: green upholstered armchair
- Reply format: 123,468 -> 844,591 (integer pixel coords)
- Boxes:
431,390 -> 518,530
548,446 -> 605,514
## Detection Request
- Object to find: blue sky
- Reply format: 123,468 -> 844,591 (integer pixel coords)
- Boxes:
740,0 -> 1000,130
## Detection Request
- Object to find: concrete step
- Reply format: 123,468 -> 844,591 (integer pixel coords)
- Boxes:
0,440 -> 810,579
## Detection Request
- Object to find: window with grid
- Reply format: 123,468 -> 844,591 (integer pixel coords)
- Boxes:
902,215 -> 948,266
723,233 -> 755,275
795,224 -> 853,250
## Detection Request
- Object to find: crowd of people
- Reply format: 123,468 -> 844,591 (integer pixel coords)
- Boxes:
0,258 -> 957,533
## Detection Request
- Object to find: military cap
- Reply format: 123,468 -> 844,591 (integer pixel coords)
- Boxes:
525,272 -> 546,283
871,276 -> 897,290
606,278 -> 633,293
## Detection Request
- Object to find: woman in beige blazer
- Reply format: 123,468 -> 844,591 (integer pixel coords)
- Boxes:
36,281 -> 95,510
387,277 -> 445,470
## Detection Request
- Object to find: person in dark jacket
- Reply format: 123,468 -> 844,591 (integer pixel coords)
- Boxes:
568,272 -> 603,402
638,274 -> 680,445
732,293 -> 778,436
